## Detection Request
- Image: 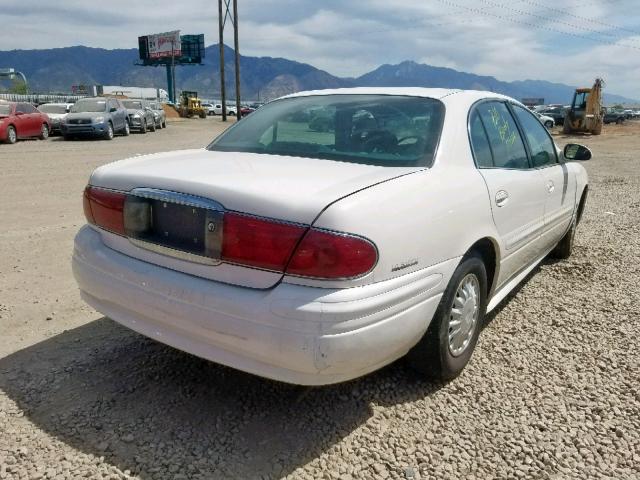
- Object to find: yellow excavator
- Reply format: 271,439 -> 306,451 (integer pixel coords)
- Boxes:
177,91 -> 207,119
563,78 -> 604,135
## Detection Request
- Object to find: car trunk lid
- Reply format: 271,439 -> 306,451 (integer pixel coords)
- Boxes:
88,149 -> 419,288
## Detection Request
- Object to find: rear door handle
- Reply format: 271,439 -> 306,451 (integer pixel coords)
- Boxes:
495,190 -> 509,207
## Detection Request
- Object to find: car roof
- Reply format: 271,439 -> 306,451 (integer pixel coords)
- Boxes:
280,87 -> 515,104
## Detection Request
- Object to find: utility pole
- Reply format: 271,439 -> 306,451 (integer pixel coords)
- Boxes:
218,0 -> 241,122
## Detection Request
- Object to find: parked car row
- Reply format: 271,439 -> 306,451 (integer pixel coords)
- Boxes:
0,98 -> 169,144
201,102 -> 260,117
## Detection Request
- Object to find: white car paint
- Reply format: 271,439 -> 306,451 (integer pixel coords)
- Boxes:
73,87 -> 589,385
212,104 -> 236,115
37,103 -> 73,131
536,112 -> 556,128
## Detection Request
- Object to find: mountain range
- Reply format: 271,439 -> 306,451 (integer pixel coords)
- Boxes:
0,44 -> 636,105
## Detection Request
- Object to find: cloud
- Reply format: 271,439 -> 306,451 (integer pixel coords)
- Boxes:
1,0 -> 638,98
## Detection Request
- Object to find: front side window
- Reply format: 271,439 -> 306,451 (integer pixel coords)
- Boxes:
476,102 -> 529,170
208,95 -> 446,167
17,103 -> 36,114
512,105 -> 558,168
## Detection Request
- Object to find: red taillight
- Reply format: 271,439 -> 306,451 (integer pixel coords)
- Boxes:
286,229 -> 378,279
221,213 -> 306,271
84,186 -> 126,235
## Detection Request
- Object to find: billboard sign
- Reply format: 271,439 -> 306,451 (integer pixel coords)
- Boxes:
521,98 -> 545,107
146,31 -> 181,59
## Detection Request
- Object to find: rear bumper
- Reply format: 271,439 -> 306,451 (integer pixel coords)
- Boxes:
73,225 -> 454,385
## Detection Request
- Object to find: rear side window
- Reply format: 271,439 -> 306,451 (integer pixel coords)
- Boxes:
469,111 -> 494,168
512,105 -> 558,168
477,102 -> 529,170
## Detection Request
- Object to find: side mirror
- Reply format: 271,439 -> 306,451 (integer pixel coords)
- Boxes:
564,143 -> 592,161
110,107 -> 117,113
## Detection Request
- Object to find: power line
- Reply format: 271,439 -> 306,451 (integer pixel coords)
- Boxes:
515,0 -> 640,37
476,0 -> 640,44
433,0 -> 640,51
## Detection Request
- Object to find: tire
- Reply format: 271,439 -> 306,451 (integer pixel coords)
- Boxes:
39,123 -> 49,140
63,134 -> 71,141
150,119 -> 156,132
616,118 -> 623,125
545,121 -> 554,129
122,121 -> 130,136
104,122 -> 114,140
550,216 -> 576,260
140,120 -> 147,134
407,254 -> 488,380
162,120 -> 167,129
562,117 -> 572,134
592,120 -> 603,136
5,125 -> 17,144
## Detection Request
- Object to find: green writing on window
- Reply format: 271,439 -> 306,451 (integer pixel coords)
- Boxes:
488,105 -> 518,146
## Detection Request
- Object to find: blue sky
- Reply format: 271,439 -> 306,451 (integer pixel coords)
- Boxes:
2,0 -> 639,98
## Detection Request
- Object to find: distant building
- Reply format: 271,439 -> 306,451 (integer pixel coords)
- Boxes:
100,86 -> 168,101
521,98 -> 545,108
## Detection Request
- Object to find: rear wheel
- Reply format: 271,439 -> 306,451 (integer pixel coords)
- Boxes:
39,123 -> 49,140
140,120 -> 147,134
149,119 -> 156,132
162,120 -> 167,128
6,126 -> 17,144
407,254 -> 487,380
122,121 -> 130,136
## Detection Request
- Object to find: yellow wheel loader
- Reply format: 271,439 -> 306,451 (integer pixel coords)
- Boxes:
563,78 -> 604,135
177,91 -> 207,119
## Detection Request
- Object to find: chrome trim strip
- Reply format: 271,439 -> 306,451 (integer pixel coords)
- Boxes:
129,188 -> 225,212
128,238 -> 222,266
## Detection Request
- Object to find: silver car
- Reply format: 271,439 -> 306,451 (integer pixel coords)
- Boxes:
37,103 -> 73,134
121,99 -> 156,133
149,102 -> 167,129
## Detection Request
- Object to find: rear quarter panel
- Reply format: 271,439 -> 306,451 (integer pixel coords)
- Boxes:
283,92 -> 503,290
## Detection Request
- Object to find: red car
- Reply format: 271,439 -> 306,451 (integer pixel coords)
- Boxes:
0,102 -> 51,144
240,106 -> 255,117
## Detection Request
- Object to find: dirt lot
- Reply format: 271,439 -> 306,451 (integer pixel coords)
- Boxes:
0,118 -> 638,480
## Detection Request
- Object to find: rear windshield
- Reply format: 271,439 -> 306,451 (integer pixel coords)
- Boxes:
0,104 -> 11,115
39,104 -> 68,114
71,100 -> 107,113
207,95 -> 445,167
123,100 -> 144,109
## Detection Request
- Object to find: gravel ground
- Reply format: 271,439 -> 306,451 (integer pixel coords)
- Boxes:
0,119 -> 639,480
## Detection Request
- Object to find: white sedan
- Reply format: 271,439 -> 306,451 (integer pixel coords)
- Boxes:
73,88 -> 590,385
536,112 -> 556,129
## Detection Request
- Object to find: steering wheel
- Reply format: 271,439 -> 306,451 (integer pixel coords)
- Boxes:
397,135 -> 422,145
362,131 -> 396,153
